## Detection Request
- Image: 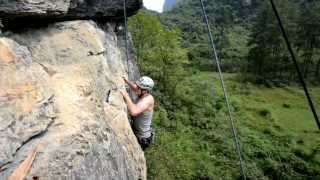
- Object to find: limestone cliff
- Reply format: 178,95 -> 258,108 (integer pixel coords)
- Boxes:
0,1 -> 145,180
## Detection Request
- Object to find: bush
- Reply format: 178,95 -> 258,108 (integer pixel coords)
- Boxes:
259,109 -> 271,117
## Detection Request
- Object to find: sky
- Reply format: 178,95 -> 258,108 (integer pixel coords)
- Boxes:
143,0 -> 165,13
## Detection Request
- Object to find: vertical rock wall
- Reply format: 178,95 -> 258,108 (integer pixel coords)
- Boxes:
0,2 -> 145,179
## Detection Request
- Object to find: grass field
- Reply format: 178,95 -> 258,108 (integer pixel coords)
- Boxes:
146,72 -> 320,179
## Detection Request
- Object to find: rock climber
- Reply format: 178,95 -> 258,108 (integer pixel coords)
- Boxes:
120,76 -> 155,150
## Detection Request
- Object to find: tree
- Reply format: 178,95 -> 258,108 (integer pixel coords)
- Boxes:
296,1 -> 320,81
247,0 -> 299,84
129,11 -> 188,105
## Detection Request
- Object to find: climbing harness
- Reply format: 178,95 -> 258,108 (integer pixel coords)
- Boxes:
268,0 -> 320,130
199,0 -> 246,179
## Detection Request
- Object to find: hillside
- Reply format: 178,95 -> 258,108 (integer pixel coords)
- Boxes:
147,72 -> 320,179
160,0 -> 260,72
128,0 -> 320,179
163,0 -> 181,11
160,0 -> 320,83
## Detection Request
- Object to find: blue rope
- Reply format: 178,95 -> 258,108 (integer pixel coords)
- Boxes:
199,0 -> 247,179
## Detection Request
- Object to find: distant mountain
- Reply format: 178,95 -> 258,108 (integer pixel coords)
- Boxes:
163,0 -> 180,11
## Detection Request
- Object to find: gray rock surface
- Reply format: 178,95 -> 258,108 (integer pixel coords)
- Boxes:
0,0 -> 142,23
0,20 -> 146,180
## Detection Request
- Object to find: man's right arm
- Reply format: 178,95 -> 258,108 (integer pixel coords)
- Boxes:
123,78 -> 139,92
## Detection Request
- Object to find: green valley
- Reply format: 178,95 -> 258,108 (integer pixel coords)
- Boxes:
129,0 -> 320,179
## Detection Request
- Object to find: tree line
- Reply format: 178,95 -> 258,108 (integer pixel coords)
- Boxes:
161,0 -> 320,85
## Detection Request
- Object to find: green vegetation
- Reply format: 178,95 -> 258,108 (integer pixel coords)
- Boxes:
161,0 -> 320,84
128,1 -> 320,179
147,72 -> 320,179
129,11 -> 187,104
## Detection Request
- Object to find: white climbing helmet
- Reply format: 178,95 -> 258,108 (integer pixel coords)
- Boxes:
136,76 -> 154,91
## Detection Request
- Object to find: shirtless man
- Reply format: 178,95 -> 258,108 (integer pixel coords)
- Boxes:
120,76 -> 155,150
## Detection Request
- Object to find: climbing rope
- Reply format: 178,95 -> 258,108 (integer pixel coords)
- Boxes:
268,0 -> 320,130
199,0 -> 247,179
123,0 -> 130,79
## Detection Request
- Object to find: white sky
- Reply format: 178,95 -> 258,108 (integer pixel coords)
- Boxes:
143,0 -> 165,13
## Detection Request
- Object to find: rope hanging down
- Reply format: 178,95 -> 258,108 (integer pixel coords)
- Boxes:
199,0 -> 246,179
123,0 -> 130,79
269,0 -> 320,130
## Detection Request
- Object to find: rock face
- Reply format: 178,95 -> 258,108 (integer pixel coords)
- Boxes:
0,19 -> 146,180
0,0 -> 142,25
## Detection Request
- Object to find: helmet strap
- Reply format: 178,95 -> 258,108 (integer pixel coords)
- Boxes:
139,89 -> 149,98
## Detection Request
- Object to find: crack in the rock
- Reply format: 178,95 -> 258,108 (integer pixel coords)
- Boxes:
0,95 -> 56,172
0,118 -> 55,172
0,118 -> 53,172
0,161 -> 12,172
14,116 -> 55,158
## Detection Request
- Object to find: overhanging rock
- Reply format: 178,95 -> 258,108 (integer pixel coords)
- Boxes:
0,0 -> 142,24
